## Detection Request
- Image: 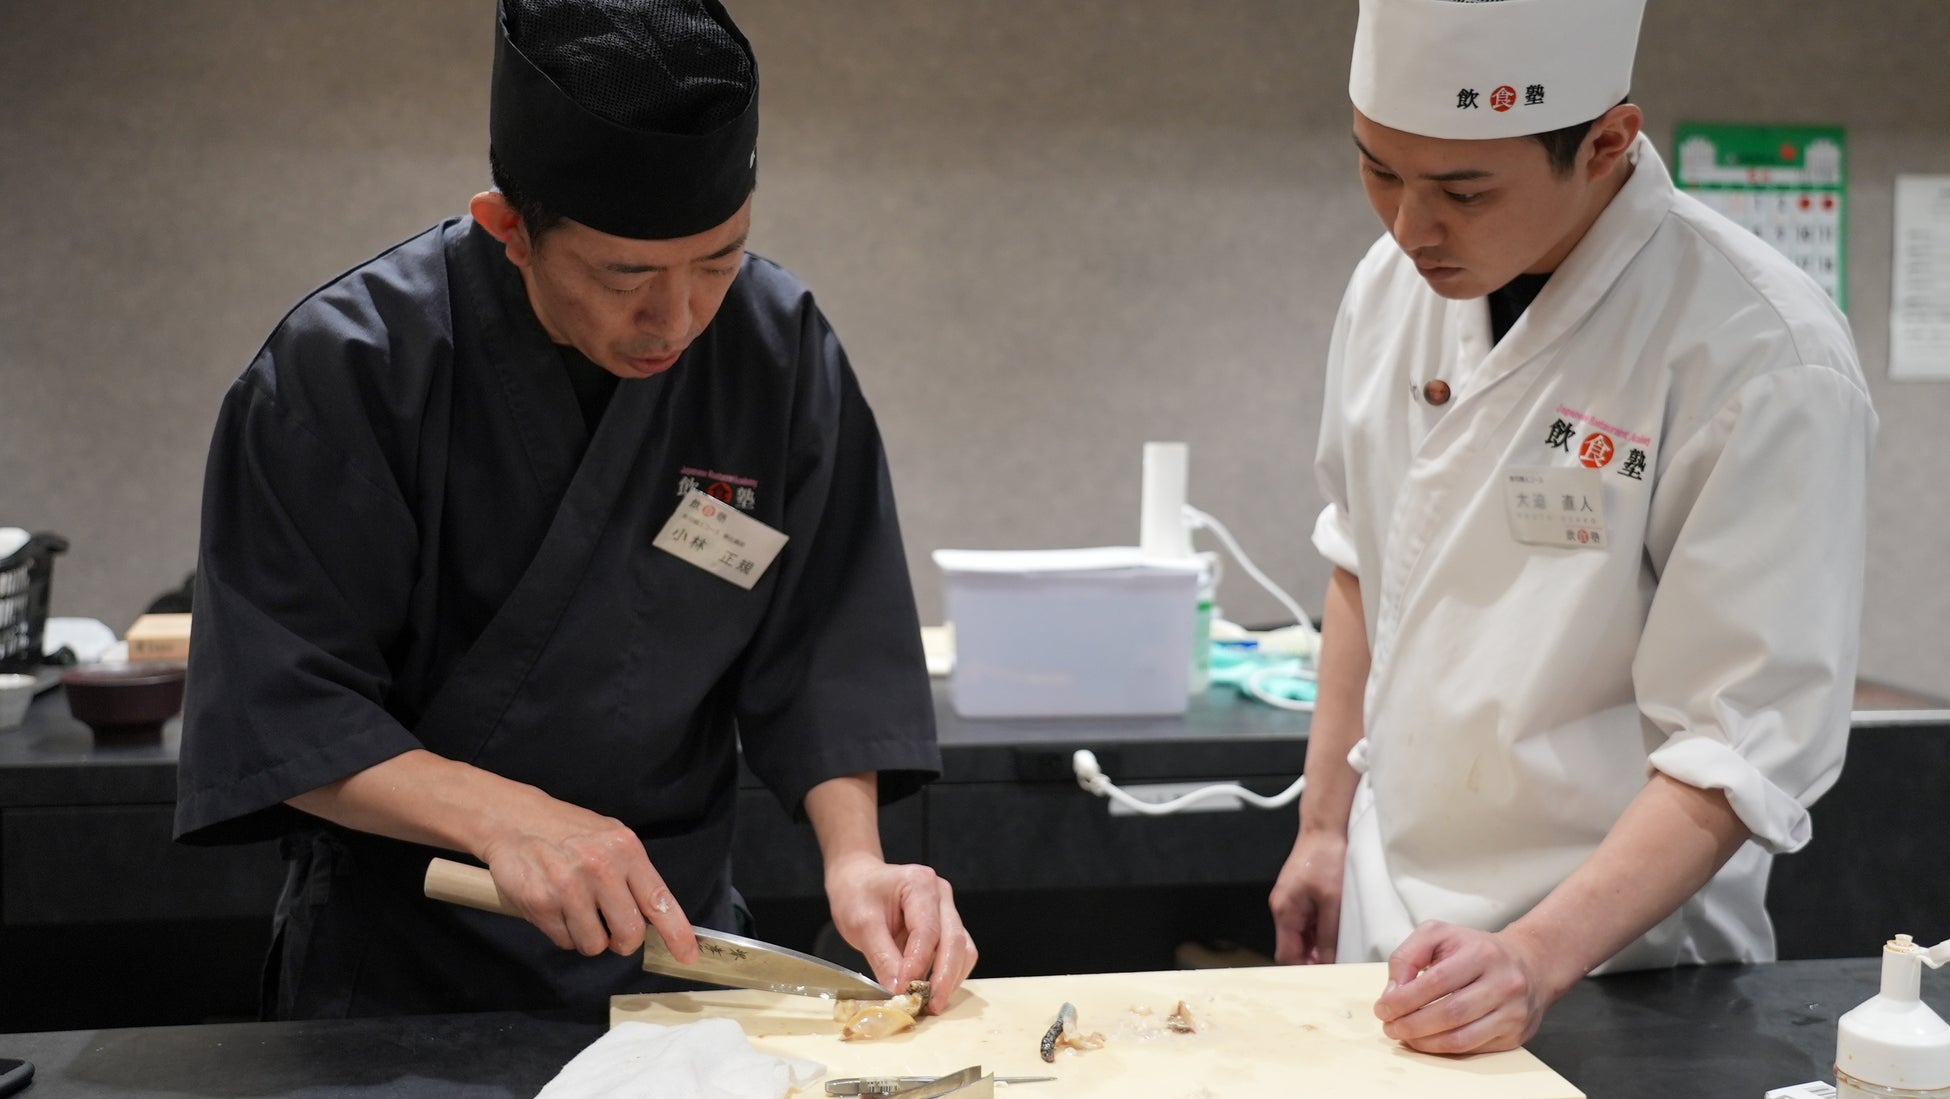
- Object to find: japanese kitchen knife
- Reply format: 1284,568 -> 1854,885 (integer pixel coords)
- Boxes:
423,857 -> 893,999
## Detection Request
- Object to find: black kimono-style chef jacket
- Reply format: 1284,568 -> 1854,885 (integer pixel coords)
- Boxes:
174,217 -> 940,1019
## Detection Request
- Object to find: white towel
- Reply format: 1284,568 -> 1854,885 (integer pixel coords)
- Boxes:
534,1018 -> 824,1099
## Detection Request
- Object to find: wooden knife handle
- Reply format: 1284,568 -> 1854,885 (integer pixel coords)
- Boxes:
423,857 -> 521,917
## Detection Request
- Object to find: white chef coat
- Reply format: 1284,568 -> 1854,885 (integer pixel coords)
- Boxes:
1311,135 -> 1876,972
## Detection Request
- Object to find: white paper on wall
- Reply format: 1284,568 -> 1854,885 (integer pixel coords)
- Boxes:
1891,174 -> 1950,382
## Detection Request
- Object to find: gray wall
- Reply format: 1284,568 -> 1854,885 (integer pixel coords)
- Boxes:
3,1 -> 1947,697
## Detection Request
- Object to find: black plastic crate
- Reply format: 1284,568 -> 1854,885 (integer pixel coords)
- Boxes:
0,532 -> 69,671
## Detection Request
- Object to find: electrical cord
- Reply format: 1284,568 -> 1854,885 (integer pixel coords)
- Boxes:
1182,505 -> 1319,640
1064,501 -> 1316,813
1071,748 -> 1304,816
1242,662 -> 1318,712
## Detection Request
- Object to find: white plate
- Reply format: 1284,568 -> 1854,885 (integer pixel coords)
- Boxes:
43,617 -> 118,663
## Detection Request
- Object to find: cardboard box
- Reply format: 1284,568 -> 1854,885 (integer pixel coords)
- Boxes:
933,547 -> 1201,718
125,613 -> 192,662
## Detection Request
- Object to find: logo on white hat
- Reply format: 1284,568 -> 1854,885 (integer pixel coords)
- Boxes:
1456,82 -> 1545,112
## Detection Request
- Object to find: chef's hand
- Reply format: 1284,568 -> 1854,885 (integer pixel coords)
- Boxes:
1270,828 -> 1347,965
825,852 -> 978,1014
1373,920 -> 1561,1054
287,748 -> 702,966
478,800 -> 701,966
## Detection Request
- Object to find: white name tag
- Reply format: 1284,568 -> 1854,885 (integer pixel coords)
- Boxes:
1502,467 -> 1609,549
654,490 -> 789,589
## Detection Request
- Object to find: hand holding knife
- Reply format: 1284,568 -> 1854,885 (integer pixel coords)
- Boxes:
423,857 -> 893,999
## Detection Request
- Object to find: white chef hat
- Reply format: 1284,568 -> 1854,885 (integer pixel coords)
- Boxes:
1349,0 -> 1646,140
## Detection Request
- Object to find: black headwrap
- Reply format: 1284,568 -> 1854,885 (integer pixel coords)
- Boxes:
491,0 -> 759,240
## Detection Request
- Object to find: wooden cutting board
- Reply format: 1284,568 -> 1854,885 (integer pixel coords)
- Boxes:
611,963 -> 1584,1098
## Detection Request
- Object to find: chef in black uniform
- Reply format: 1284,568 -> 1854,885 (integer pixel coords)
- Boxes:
175,0 -> 976,1020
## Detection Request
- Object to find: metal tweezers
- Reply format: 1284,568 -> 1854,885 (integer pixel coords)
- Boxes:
823,1065 -> 1056,1097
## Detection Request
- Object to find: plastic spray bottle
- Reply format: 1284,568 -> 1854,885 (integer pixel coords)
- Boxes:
1835,934 -> 1950,1098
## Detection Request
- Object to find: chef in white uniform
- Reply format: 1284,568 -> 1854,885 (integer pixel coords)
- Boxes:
1268,0 -> 1877,1054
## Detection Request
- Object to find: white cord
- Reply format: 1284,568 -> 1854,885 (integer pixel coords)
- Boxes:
1242,663 -> 1317,712
1062,501 -> 1315,810
1071,749 -> 1304,816
1182,505 -> 1318,639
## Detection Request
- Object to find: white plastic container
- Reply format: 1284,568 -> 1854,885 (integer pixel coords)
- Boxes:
933,546 -> 1202,718
1836,934 -> 1950,1098
0,672 -> 35,730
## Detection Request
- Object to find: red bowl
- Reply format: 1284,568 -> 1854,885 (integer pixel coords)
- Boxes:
62,662 -> 187,739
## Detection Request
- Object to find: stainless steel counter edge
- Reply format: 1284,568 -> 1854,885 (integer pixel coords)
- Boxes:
1849,707 -> 1950,727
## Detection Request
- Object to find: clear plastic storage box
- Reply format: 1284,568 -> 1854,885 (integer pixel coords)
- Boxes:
933,547 -> 1202,718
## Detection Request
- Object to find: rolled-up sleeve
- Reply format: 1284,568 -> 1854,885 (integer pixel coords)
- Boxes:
1312,505 -> 1360,576
1636,365 -> 1876,853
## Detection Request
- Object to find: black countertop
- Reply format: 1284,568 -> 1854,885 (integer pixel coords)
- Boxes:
0,677 -> 1313,805
0,672 -> 183,806
9,664 -> 1946,803
0,959 -> 1909,1098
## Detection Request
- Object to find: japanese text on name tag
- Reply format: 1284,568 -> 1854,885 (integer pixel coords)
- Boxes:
654,489 -> 788,589
1503,467 -> 1609,549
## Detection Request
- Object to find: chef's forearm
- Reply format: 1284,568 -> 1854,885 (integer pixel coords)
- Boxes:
1504,771 -> 1751,995
804,772 -> 884,874
1300,567 -> 1370,836
285,748 -> 558,859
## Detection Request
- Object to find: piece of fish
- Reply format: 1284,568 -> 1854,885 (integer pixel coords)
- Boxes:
1165,1000 -> 1197,1034
1039,1001 -> 1104,1062
837,980 -> 931,1041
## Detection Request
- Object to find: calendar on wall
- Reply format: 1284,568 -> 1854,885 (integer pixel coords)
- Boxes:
1673,123 -> 1848,309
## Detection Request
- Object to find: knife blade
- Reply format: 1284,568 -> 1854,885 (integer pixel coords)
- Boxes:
825,1072 -> 1055,1096
885,1067 -> 983,1098
423,857 -> 892,999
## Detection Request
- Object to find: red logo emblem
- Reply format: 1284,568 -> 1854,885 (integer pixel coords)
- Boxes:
707,482 -> 735,503
1578,529 -> 1591,544
1578,432 -> 1615,469
1490,85 -> 1518,112
701,504 -> 717,518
